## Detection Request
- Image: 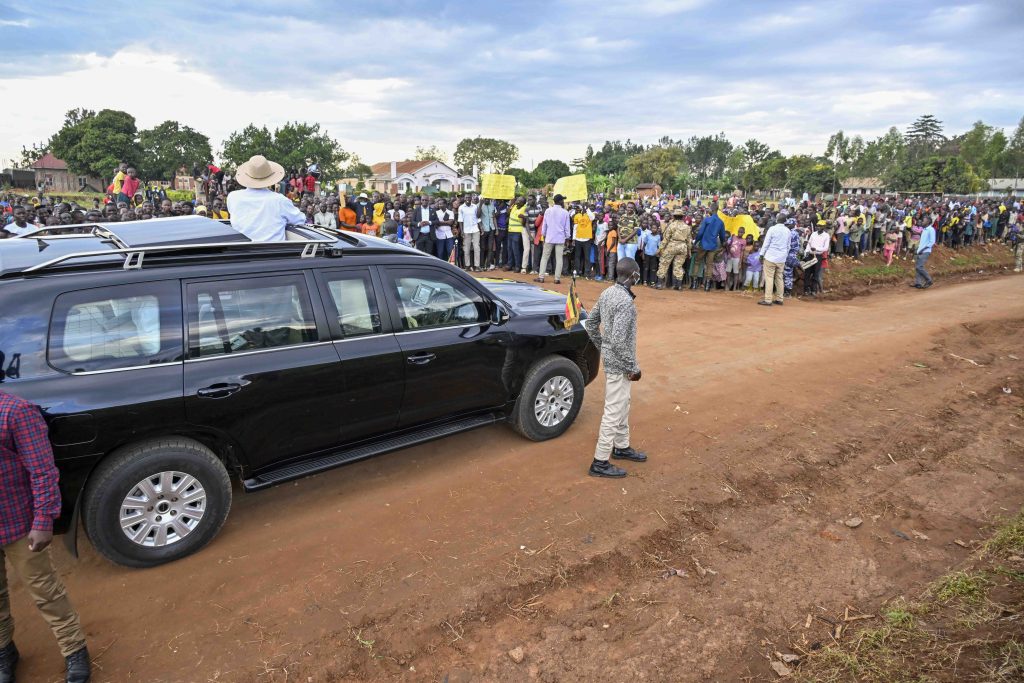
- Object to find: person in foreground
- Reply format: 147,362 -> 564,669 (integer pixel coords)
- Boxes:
911,220 -> 936,289
583,257 -> 647,478
0,390 -> 90,683
227,154 -> 307,241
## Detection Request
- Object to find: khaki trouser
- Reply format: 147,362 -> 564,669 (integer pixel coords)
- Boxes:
539,242 -> 565,280
763,260 -> 785,303
594,373 -> 631,460
462,230 -> 481,268
0,536 -> 86,657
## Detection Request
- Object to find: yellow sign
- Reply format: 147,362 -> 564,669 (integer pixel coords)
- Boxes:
552,174 -> 588,202
480,173 -> 516,200
718,211 -> 760,240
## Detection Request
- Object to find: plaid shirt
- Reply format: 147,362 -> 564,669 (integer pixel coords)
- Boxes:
0,391 -> 61,546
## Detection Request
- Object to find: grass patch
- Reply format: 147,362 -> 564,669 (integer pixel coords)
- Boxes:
790,511 -> 1023,682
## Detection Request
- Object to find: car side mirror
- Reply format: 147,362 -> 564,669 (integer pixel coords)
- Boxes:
490,302 -> 510,326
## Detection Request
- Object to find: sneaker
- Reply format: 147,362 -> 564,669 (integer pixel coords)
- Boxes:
611,446 -> 648,462
757,300 -> 773,306
773,300 -> 784,306
554,279 -> 561,285
520,269 -> 527,274
589,459 -> 627,478
0,642 -> 19,683
65,646 -> 91,683
534,277 -> 546,283
594,276 -> 604,282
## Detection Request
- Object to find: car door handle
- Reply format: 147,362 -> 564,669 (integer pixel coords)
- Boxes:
406,353 -> 436,365
196,383 -> 242,399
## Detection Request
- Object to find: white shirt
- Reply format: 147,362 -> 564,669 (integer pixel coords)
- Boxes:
226,188 -> 307,241
459,203 -> 480,234
759,224 -> 791,264
3,222 -> 32,236
435,209 -> 454,239
806,230 -> 830,254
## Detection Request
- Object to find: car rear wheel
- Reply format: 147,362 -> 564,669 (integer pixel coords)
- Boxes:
512,356 -> 585,441
82,437 -> 232,568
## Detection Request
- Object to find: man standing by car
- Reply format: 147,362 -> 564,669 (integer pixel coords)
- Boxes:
227,155 -> 306,241
0,390 -> 91,683
584,257 -> 647,478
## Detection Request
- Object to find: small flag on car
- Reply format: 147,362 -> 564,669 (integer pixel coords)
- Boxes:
448,244 -> 457,265
564,275 -> 583,329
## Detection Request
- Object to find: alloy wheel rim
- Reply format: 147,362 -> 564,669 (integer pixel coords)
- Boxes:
534,375 -> 574,427
119,471 -> 207,547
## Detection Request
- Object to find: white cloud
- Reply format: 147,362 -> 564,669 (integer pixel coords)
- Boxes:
0,18 -> 31,27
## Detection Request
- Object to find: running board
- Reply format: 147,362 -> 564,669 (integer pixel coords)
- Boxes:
242,413 -> 501,491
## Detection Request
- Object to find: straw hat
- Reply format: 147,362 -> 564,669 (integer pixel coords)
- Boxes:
235,154 -> 285,189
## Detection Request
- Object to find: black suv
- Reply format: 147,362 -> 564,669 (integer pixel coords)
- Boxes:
0,216 -> 598,567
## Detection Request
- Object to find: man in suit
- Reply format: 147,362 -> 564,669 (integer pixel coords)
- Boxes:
411,196 -> 437,254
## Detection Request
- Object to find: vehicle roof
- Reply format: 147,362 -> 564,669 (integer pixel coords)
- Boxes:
0,216 -> 419,278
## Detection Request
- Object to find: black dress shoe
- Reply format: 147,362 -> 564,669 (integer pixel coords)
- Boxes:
922,282 -> 932,289
65,646 -> 90,683
0,642 -> 19,683
612,446 -> 648,462
909,283 -> 922,288
589,459 -> 627,478
773,300 -> 784,305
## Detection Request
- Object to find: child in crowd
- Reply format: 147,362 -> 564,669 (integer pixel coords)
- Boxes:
640,222 -> 662,286
744,241 -> 762,291
883,224 -> 901,266
604,217 -> 618,281
725,227 -> 746,291
711,249 -> 728,289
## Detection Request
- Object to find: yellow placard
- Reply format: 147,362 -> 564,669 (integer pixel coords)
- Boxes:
718,211 -> 760,240
480,173 -> 516,200
551,174 -> 588,202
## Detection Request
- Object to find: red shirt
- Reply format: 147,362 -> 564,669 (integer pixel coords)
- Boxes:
0,391 -> 61,546
121,175 -> 141,199
304,175 -> 316,192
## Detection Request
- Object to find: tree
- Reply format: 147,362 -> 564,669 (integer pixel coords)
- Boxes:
684,133 -> 733,180
138,120 -> 213,181
221,122 -> 349,178
786,155 -> 834,197
584,139 -> 644,176
624,146 -> 686,189
905,114 -> 946,161
531,159 -> 571,186
414,145 -> 448,163
453,136 -> 518,175
49,108 -> 141,179
18,142 -> 48,168
345,162 -> 373,179
739,139 -> 772,171
889,155 -> 981,194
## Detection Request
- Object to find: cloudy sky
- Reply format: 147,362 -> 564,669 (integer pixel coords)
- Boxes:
1,0 -> 1022,171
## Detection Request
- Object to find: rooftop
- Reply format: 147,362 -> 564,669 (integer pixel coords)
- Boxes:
840,176 -> 885,189
30,153 -> 69,171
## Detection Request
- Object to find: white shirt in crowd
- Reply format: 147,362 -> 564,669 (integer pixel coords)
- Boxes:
806,230 -> 830,255
227,188 -> 307,241
435,209 -> 454,239
459,203 -> 480,234
759,223 -> 791,263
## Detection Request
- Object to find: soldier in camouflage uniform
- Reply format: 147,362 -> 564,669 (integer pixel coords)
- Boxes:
617,203 -> 641,261
656,207 -> 692,290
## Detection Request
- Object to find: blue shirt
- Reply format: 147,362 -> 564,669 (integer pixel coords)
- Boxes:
696,214 -> 728,251
918,225 -> 936,254
640,230 -> 662,256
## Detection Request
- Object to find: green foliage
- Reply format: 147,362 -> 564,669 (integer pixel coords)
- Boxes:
453,136 -> 518,175
786,155 -> 835,197
531,159 -> 571,186
165,189 -> 195,202
684,133 -> 733,180
138,121 -> 213,181
221,121 -> 349,179
50,108 -> 141,179
414,145 -> 448,163
985,508 -> 1024,557
18,142 -> 48,168
584,139 -> 645,176
889,155 -> 982,194
625,145 -> 686,189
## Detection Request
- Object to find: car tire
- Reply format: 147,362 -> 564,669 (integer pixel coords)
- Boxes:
82,437 -> 232,568
512,355 -> 585,441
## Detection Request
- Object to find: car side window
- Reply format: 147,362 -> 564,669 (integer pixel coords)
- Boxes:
322,271 -> 382,338
387,269 -> 487,331
187,274 -> 318,358
48,281 -> 183,373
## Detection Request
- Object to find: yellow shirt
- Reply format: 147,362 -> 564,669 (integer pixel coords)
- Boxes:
573,213 -> 593,240
112,171 -> 126,194
373,202 -> 386,225
212,210 -> 230,219
509,206 -> 526,233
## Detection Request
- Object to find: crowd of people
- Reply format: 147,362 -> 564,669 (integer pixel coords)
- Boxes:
2,159 -> 1023,297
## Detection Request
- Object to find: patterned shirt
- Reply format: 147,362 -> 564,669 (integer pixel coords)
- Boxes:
584,283 -> 640,376
0,391 -> 61,546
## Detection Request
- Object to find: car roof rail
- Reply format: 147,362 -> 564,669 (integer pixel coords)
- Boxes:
19,230 -> 341,274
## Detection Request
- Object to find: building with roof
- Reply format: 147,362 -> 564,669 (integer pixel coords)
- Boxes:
839,177 -> 886,196
634,182 -> 663,199
367,160 -> 477,194
29,153 -> 104,193
980,178 -> 1024,198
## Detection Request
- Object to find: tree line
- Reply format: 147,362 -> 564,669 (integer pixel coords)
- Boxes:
16,110 -> 1024,196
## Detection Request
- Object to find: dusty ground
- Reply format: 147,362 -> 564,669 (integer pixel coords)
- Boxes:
11,272 -> 1024,683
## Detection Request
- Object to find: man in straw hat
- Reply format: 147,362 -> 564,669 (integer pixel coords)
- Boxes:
227,155 -> 307,241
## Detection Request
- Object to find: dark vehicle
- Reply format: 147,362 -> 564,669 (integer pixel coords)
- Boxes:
0,217 -> 598,567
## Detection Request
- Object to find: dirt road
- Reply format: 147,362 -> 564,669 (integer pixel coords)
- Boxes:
13,277 -> 1024,682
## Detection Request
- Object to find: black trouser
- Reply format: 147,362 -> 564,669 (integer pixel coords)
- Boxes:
804,259 -> 821,294
573,240 -> 592,277
848,237 -> 861,259
415,234 -> 433,253
494,230 -> 507,267
480,230 -> 494,267
643,254 -> 658,284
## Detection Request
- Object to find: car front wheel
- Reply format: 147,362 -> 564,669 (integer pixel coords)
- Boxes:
512,355 -> 585,441
82,437 -> 232,568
